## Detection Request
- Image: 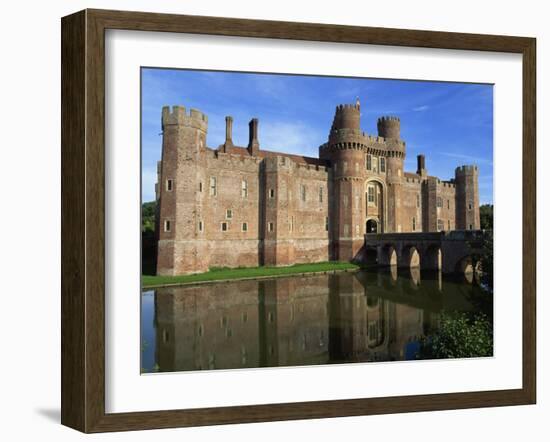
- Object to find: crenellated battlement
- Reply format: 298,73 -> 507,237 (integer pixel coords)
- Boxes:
440,181 -> 456,189
335,103 -> 361,111
162,105 -> 208,131
377,116 -> 400,123
455,165 -> 478,175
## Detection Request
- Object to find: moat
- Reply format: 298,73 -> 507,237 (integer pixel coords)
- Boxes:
141,268 -> 492,373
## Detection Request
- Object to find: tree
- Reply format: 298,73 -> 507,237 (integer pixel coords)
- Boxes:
142,201 -> 156,232
419,312 -> 493,359
479,204 -> 493,230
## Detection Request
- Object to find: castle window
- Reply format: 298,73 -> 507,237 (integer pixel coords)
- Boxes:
469,224 -> 473,230
366,154 -> 372,170
447,199 -> 450,209
373,157 -> 378,173
343,161 -> 348,172
437,219 -> 444,231
198,221 -> 203,232
221,222 -> 228,232
416,194 -> 420,208
164,220 -> 171,232
269,188 -> 275,198
355,162 -> 359,173
448,220 -> 451,230
319,186 -> 323,203
412,217 -> 416,231
367,185 -> 375,204
344,224 -> 350,236
380,157 -> 386,173
209,177 -> 217,196
437,197 -> 443,208
301,185 -> 306,202
268,222 -> 274,232
226,209 -> 233,219
343,195 -> 349,208
241,180 -> 248,198
199,182 -> 203,192
469,201 -> 473,210
165,179 -> 173,191
242,222 -> 248,232
325,217 -> 329,232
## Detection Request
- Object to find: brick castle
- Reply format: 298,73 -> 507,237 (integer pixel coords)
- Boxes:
155,100 -> 480,275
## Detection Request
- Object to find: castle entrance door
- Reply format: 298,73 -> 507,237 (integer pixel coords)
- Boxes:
366,219 -> 378,234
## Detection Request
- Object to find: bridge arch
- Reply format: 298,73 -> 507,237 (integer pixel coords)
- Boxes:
455,255 -> 481,282
379,243 -> 397,266
422,245 -> 442,271
455,255 -> 473,275
399,245 -> 420,269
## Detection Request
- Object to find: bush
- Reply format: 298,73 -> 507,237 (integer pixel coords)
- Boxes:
419,312 -> 493,359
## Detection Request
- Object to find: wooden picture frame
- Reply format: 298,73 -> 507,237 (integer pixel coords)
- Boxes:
61,8 -> 536,433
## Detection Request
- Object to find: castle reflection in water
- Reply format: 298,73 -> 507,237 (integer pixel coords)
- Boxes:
141,268 -> 488,373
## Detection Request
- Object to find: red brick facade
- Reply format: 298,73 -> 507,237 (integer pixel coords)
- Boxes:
155,101 -> 480,275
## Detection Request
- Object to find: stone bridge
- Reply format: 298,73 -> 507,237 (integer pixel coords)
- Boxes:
360,230 -> 486,274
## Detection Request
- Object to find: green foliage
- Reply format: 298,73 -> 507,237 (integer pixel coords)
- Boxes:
479,204 -> 493,230
419,312 -> 493,359
142,261 -> 359,288
142,201 -> 156,232
479,229 -> 493,289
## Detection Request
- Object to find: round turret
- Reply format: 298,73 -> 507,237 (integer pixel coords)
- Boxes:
331,103 -> 361,131
377,116 -> 400,140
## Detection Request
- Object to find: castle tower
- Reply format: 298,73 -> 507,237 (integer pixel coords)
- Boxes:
377,116 -> 405,232
455,165 -> 480,230
325,103 -> 367,260
156,106 -> 209,275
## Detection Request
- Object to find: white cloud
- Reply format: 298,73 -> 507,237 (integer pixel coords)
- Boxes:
438,152 -> 493,166
259,120 -> 325,157
412,105 -> 430,112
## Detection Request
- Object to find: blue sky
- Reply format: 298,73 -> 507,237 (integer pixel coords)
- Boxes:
141,68 -> 493,204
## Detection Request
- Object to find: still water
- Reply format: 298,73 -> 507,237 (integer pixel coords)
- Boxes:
141,268 -> 492,373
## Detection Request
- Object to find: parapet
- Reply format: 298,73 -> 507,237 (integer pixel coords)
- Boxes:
455,165 -> 478,175
162,105 -> 208,131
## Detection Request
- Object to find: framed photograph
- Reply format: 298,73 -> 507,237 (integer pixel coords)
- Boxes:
61,9 -> 536,433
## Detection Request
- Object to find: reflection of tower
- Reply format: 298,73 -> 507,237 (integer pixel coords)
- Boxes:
259,277 -> 331,367
154,283 -> 261,372
328,272 -> 391,361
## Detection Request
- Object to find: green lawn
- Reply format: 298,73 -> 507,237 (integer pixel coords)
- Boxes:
142,261 -> 359,288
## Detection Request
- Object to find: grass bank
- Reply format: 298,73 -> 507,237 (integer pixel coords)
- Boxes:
142,261 -> 359,289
